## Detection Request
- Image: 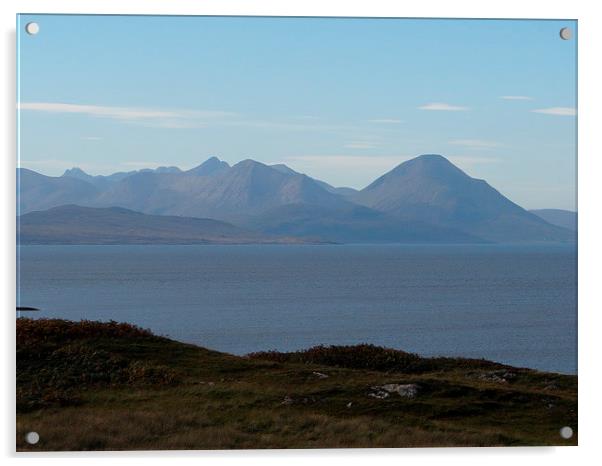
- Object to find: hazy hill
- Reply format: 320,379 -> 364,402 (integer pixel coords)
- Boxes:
183,159 -> 351,219
530,209 -> 577,231
186,156 -> 230,176
17,168 -> 99,214
270,163 -> 358,197
247,203 -> 483,243
53,159 -> 349,224
353,154 -> 573,242
17,205 -> 298,245
62,166 -> 182,188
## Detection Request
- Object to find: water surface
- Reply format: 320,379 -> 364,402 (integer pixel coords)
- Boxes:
17,243 -> 577,374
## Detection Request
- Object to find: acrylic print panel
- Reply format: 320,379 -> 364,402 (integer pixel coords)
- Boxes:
16,15 -> 577,450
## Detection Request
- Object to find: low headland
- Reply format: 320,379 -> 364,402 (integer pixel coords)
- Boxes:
16,318 -> 577,450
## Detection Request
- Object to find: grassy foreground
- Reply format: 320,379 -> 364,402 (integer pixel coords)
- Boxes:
16,318 -> 577,451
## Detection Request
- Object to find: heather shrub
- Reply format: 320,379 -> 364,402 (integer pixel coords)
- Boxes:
248,344 -> 507,374
16,318 -> 180,412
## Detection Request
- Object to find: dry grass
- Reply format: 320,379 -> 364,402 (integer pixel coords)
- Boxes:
16,319 -> 578,451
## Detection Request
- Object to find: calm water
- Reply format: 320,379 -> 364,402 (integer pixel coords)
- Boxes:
17,244 -> 577,374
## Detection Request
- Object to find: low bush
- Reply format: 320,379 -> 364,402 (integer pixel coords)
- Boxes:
248,344 -> 507,374
17,318 -> 179,412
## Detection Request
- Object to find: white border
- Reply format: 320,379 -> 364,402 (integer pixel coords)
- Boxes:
2,1 -> 601,465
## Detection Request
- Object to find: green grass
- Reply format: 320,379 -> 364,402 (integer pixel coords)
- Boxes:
16,318 -> 577,451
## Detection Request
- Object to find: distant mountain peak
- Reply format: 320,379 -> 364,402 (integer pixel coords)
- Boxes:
399,154 -> 458,169
232,159 -> 273,172
414,153 -> 448,162
62,167 -> 91,178
235,158 -> 262,167
187,156 -> 230,176
270,164 -> 298,175
385,154 -> 468,182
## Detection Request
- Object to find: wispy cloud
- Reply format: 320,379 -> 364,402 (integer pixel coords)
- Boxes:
18,102 -> 238,128
449,139 -> 501,149
500,95 -> 533,101
418,102 -> 469,112
368,119 -> 403,124
531,107 -> 577,116
344,142 -> 379,149
18,101 -> 378,135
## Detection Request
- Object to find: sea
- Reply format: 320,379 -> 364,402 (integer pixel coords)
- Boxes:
17,243 -> 577,374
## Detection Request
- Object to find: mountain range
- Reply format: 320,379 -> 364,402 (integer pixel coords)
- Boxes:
17,154 -> 576,244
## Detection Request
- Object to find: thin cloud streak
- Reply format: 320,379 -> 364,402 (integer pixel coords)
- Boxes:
500,96 -> 533,100
418,103 -> 469,111
18,102 -> 238,128
18,101 -> 365,134
368,119 -> 403,124
531,107 -> 576,116
344,142 -> 379,149
449,139 -> 501,149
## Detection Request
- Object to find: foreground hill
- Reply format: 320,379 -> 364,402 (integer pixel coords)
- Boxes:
17,205 -> 301,245
17,318 -> 577,450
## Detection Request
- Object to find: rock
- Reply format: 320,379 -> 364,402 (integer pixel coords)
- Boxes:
368,389 -> 390,399
369,383 -> 419,399
312,371 -> 329,379
382,383 -> 420,398
281,395 -> 317,405
476,370 -> 516,384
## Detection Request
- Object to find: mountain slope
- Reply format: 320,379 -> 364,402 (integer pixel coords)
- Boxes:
270,163 -> 358,197
530,209 -> 577,231
17,205 -> 299,244
248,203 -> 483,243
186,156 -> 230,176
52,159 -> 350,223
353,155 -> 573,242
17,168 -> 99,214
158,159 -> 352,222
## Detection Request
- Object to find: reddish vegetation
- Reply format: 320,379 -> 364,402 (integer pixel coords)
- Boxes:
248,343 -> 511,374
17,318 -> 177,412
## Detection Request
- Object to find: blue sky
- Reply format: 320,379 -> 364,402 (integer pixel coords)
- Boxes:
17,15 -> 576,210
